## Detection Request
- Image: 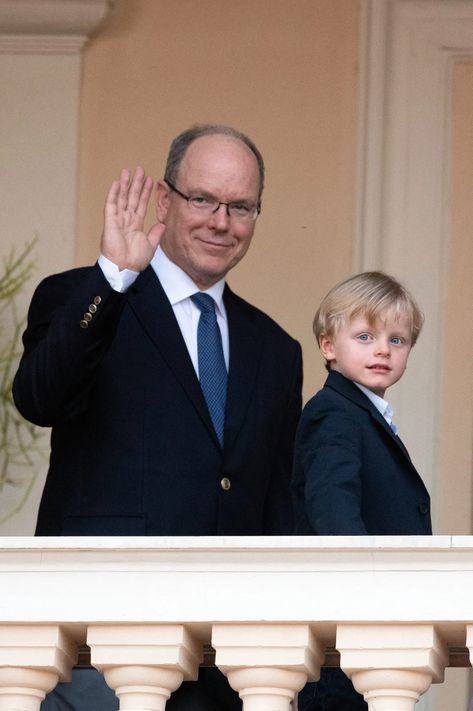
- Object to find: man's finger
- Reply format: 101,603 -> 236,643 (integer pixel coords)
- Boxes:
134,175 -> 153,219
104,179 -> 120,218
117,168 -> 131,212
127,166 -> 146,213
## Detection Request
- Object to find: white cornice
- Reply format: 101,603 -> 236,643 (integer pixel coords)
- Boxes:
0,0 -> 116,54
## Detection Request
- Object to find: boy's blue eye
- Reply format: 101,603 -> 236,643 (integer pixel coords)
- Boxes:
358,334 -> 370,341
390,336 -> 403,345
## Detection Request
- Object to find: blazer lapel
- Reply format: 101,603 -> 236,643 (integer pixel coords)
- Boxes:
325,371 -> 413,463
223,286 -> 262,453
127,267 -> 219,445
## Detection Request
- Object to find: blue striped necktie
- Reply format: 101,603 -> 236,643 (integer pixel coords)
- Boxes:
191,292 -> 227,446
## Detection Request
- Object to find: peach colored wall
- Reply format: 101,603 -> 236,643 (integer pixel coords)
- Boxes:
76,0 -> 360,400
436,63 -> 473,535
434,60 -> 473,711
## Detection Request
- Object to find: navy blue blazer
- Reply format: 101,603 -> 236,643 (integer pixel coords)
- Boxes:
292,370 -> 431,535
13,263 -> 302,537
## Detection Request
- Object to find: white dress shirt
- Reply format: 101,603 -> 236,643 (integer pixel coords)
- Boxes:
97,247 -> 229,375
354,382 -> 398,434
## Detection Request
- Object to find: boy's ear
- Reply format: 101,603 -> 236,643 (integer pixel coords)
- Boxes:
319,333 -> 335,362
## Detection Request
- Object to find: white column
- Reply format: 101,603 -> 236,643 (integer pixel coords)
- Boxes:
356,0 -> 473,510
212,623 -> 324,711
0,625 -> 77,711
88,624 -> 202,711
337,624 -> 448,711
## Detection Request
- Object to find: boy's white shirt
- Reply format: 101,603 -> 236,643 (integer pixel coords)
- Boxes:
354,382 -> 399,435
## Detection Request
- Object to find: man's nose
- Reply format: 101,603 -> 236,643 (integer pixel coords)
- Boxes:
208,202 -> 231,228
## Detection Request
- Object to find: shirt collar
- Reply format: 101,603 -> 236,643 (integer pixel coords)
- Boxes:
151,246 -> 226,315
354,382 -> 395,427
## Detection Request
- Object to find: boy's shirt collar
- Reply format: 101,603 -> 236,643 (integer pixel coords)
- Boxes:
353,382 -> 399,434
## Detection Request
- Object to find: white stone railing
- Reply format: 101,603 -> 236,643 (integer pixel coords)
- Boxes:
1,536 -> 473,710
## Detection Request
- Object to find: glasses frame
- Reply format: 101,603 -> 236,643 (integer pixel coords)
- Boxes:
166,181 -> 261,222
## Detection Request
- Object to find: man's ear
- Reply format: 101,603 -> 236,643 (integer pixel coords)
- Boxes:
319,333 -> 335,362
156,180 -> 171,223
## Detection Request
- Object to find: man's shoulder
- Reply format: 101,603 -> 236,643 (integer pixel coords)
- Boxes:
37,265 -> 96,288
224,286 -> 300,347
27,264 -> 112,318
32,264 -> 104,298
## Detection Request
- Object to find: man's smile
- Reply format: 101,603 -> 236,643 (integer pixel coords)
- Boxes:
195,235 -> 235,250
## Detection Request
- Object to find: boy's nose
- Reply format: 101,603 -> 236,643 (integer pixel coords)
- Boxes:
375,341 -> 390,356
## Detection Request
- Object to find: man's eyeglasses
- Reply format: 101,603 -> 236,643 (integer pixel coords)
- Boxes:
166,181 -> 260,223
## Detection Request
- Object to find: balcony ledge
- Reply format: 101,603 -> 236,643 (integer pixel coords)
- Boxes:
1,536 -> 473,711
1,535 -> 473,628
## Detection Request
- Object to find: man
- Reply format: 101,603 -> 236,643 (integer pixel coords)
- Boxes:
13,124 -> 303,709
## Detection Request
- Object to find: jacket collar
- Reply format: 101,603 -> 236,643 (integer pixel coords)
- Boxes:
324,370 -> 412,462
128,267 -> 219,446
223,285 -> 262,454
126,270 -> 263,454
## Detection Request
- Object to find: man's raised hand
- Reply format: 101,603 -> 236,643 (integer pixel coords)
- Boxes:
101,166 -> 165,271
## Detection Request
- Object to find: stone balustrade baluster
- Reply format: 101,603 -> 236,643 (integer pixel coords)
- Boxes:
212,623 -> 324,711
336,624 -> 448,710
87,624 -> 202,711
0,625 -> 77,711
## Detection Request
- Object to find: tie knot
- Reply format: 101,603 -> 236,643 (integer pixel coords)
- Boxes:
191,292 -> 215,314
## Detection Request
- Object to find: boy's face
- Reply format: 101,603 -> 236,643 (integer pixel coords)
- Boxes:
319,309 -> 413,397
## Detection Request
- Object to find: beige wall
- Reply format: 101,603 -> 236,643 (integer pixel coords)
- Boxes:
2,5 -> 473,704
436,63 -> 473,535
76,0 -> 360,400
4,0 -> 472,548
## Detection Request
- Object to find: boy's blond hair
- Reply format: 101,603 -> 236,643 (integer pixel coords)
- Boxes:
313,271 -> 424,354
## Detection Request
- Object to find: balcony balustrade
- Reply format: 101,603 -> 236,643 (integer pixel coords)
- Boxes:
0,536 -> 472,711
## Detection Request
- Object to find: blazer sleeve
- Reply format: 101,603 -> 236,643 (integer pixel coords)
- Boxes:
295,404 -> 368,535
263,340 -> 303,534
12,264 -> 126,427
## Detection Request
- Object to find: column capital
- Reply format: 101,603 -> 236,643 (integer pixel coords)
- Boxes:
88,624 -> 202,711
213,623 -> 324,674
0,625 -> 78,711
337,623 -> 448,710
88,624 -> 202,679
337,623 -> 448,681
0,0 -> 116,54
213,623 -> 324,711
0,624 -> 77,679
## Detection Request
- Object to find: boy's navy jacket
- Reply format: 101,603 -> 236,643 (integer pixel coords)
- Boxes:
292,369 -> 432,535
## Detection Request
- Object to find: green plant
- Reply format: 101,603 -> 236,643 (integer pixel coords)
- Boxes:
0,239 -> 45,525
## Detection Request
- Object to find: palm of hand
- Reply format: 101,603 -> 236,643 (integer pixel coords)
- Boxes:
101,167 -> 164,272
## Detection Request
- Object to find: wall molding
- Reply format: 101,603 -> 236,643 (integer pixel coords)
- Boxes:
0,0 -> 115,54
356,0 -> 473,504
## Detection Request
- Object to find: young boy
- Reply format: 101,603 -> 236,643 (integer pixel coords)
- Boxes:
293,271 -> 432,711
